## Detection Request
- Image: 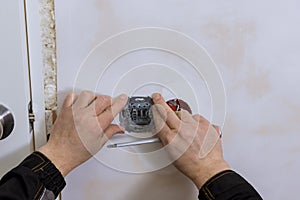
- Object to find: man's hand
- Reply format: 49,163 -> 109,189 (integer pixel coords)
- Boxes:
152,93 -> 230,189
39,91 -> 128,176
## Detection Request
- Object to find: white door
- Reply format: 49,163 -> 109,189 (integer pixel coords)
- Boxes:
0,0 -> 33,176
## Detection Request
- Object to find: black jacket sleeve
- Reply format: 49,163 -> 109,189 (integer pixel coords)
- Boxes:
198,170 -> 263,200
0,151 -> 66,200
1,152 -> 262,200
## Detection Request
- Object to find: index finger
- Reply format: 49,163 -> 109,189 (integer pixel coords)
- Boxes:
152,93 -> 180,130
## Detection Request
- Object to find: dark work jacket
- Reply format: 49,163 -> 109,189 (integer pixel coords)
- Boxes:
0,152 -> 262,200
198,170 -> 263,199
0,152 -> 65,200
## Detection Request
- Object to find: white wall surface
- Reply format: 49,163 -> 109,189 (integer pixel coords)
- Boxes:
55,0 -> 300,199
0,0 -> 32,176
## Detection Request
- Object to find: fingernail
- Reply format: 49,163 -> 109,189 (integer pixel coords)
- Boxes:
119,94 -> 128,100
152,93 -> 161,101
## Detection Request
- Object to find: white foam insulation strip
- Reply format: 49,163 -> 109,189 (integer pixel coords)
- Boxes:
39,0 -> 57,135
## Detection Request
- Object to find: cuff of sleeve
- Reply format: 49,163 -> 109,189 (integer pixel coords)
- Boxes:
19,151 -> 66,198
198,170 -> 262,200
198,170 -> 237,199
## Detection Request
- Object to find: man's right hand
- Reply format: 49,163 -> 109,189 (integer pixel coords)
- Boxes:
152,93 -> 230,189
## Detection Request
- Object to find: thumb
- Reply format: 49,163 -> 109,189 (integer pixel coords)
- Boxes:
103,124 -> 125,140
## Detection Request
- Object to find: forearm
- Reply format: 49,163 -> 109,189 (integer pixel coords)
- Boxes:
0,152 -> 66,200
198,170 -> 263,200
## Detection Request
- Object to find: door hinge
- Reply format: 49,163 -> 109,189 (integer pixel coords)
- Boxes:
28,101 -> 35,133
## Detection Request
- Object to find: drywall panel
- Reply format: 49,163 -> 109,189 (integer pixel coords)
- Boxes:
0,0 -> 32,176
55,0 -> 300,199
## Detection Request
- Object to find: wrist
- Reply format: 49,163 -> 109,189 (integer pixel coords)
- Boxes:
38,144 -> 74,177
192,159 -> 231,189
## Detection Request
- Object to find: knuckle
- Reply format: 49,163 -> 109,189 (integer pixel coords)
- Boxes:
97,96 -> 111,106
193,114 -> 207,122
193,114 -> 202,120
81,90 -> 94,97
196,114 -> 202,118
98,95 -> 111,100
66,92 -> 75,98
